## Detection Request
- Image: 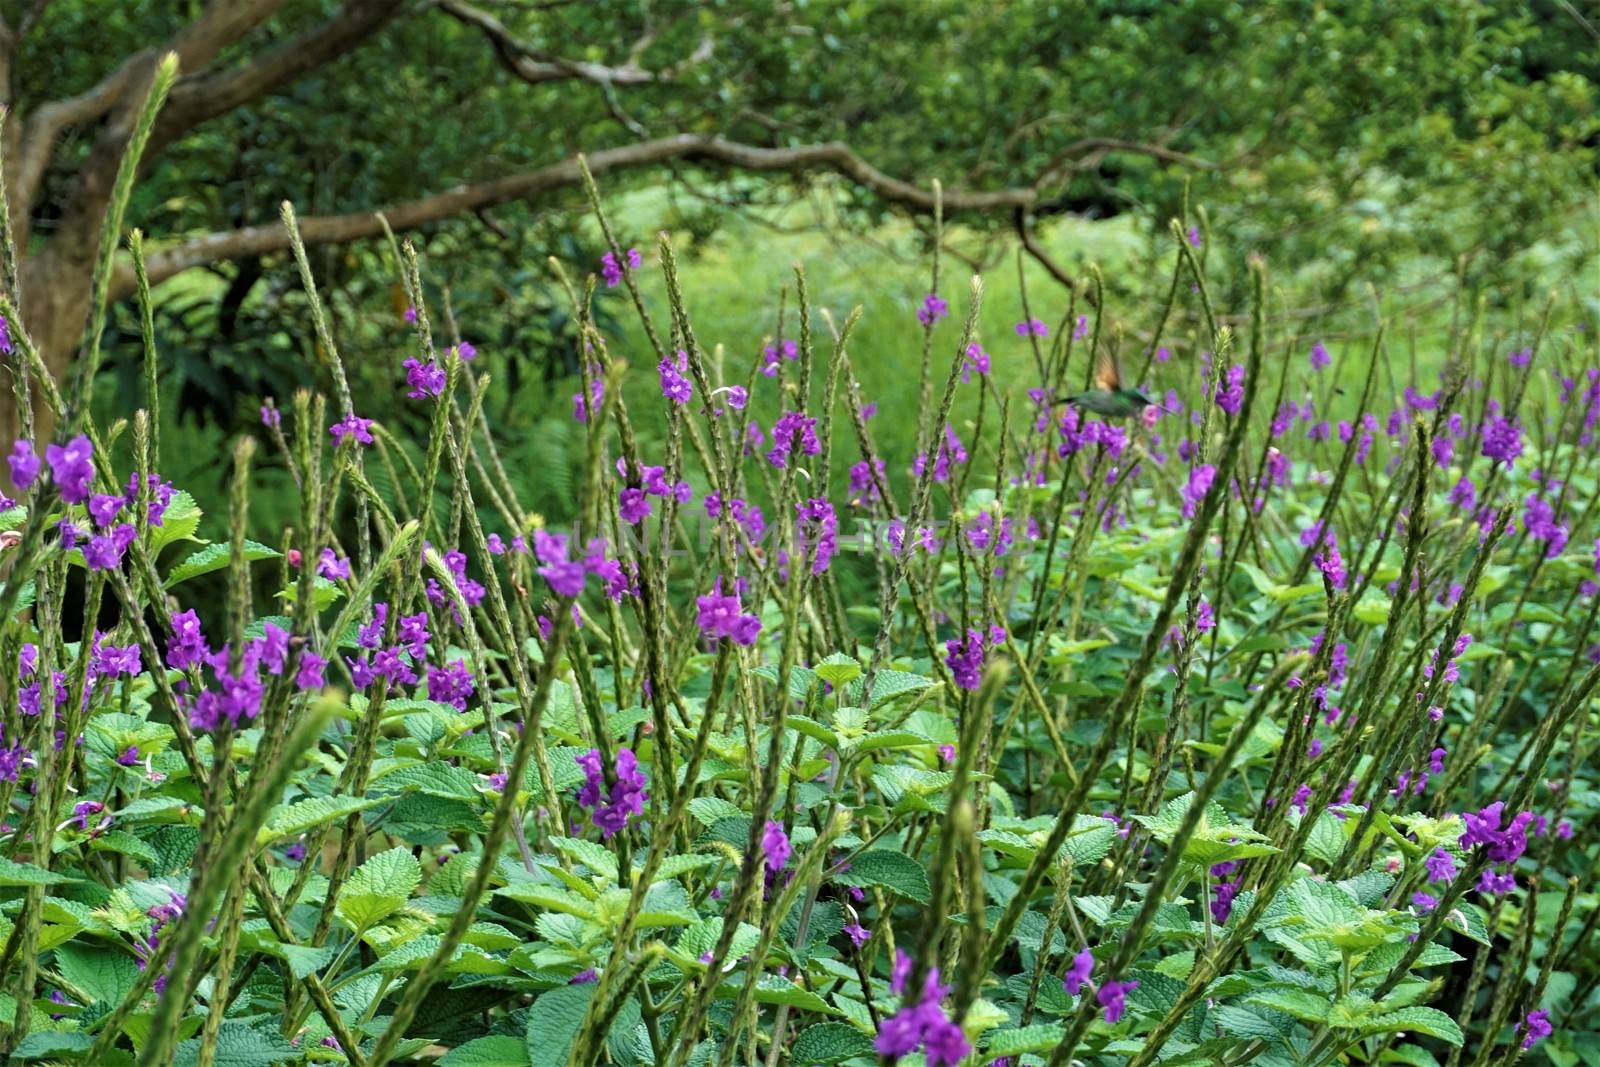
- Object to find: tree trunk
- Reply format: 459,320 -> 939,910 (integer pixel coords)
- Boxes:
6,243 -> 97,448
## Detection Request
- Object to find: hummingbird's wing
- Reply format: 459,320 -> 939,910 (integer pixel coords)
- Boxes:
1094,351 -> 1122,393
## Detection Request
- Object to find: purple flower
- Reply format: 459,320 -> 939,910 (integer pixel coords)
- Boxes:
1508,347 -> 1532,368
398,612 -> 429,659
167,609 -> 209,669
72,800 -> 105,831
256,623 -> 289,675
843,922 -> 870,947
1310,341 -> 1330,370
659,350 -> 693,405
1411,891 -> 1438,912
124,472 -> 176,526
8,440 -> 39,490
1481,414 -> 1523,466
1186,225 -> 1202,247
848,459 -> 886,506
916,293 -> 949,326
766,411 -> 820,469
573,378 -> 604,423
1181,464 -> 1215,520
1524,493 -> 1569,557
371,646 -> 417,687
296,653 -> 327,691
914,424 -> 969,483
1073,315 -> 1089,340
1425,847 -> 1457,883
762,820 -> 792,873
426,659 -> 475,711
938,743 -> 956,764
1479,869 -> 1517,895
357,603 -> 388,650
88,493 -> 124,528
945,625 -> 1005,691
961,343 -> 991,383
1014,318 -> 1049,338
403,357 -> 446,399
1098,979 -> 1138,1023
695,581 -> 761,646
875,963 -> 969,1067
600,247 -> 640,287
1063,948 -> 1093,995
796,498 -> 838,574
619,487 -> 651,525
330,414 -> 375,447
45,434 -> 94,503
190,661 -> 265,733
575,747 -> 647,839
83,524 -> 136,571
92,636 -> 141,678
1313,541 -> 1347,590
317,548 -> 350,581
1521,1009 -> 1552,1050
1214,365 -> 1245,415
534,530 -> 586,597
1460,802 -> 1536,864
1211,879 -> 1239,924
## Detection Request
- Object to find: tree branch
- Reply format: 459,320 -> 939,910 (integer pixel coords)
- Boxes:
438,0 -> 710,86
1013,208 -> 1097,308
120,134 -> 1058,296
152,0 -> 406,152
12,0 -> 293,218
1033,136 -> 1217,191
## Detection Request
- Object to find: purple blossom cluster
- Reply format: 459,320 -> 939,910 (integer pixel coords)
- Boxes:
166,610 -> 327,732
575,746 -> 647,838
695,580 -> 762,646
600,247 -> 641,287
944,623 -> 1006,691
875,950 -> 969,1066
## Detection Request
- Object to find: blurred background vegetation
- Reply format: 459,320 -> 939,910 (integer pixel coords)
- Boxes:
5,0 -> 1595,538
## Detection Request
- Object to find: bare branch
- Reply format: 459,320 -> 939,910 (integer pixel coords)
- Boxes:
153,0 -> 406,150
438,0 -> 710,86
12,0 -> 294,216
1033,136 -> 1217,190
1013,208 -> 1098,308
120,134 -> 1059,295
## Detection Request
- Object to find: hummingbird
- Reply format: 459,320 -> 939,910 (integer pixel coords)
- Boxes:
1059,353 -> 1156,418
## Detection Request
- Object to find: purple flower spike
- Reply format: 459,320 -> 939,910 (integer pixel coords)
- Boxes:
1098,979 -> 1138,1023
45,434 -> 94,503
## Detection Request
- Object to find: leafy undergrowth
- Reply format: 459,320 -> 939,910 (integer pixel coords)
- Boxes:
0,173 -> 1595,1067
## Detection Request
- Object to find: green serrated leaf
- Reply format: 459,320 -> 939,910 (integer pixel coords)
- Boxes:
985,1024 -> 1067,1056
814,652 -> 862,686
164,540 -> 281,588
791,1022 -> 876,1064
1361,1006 -> 1464,1046
525,984 -> 595,1067
833,850 -> 930,904
337,846 -> 422,930
440,1036 -> 532,1067
258,795 -> 380,845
